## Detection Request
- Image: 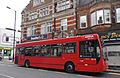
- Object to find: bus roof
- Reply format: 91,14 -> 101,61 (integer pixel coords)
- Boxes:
17,34 -> 99,47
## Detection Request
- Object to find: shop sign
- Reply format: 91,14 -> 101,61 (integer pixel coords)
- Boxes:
100,32 -> 120,41
27,34 -> 48,41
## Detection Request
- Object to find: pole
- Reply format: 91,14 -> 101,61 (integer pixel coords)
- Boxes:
13,10 -> 16,62
6,6 -> 16,62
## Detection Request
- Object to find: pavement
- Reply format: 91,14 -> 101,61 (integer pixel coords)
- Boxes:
0,59 -> 14,65
0,59 -> 120,73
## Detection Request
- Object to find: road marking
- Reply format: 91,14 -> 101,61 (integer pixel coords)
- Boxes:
108,72 -> 120,76
38,69 -> 93,78
0,74 -> 15,78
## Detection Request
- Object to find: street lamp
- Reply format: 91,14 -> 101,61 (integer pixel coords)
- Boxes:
6,6 -> 16,62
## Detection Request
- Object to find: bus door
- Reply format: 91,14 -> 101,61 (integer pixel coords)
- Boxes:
19,47 -> 25,61
79,40 -> 101,65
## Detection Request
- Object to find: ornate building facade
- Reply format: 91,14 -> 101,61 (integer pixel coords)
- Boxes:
21,0 -> 76,42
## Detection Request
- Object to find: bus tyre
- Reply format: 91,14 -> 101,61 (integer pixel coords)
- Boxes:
65,62 -> 75,73
25,60 -> 30,68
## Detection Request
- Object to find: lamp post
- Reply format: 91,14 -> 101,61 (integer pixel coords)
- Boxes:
6,6 -> 16,62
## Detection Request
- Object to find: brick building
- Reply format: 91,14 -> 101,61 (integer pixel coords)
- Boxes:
21,0 -> 76,42
77,0 -> 120,66
21,0 -> 120,66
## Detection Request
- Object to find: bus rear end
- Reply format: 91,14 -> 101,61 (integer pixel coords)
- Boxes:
77,34 -> 108,72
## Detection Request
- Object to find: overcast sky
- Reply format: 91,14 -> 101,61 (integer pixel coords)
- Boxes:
0,0 -> 30,31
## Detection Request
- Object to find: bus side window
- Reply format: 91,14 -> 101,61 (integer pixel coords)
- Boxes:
51,44 -> 62,57
33,46 -> 41,56
19,47 -> 24,55
24,47 -> 33,56
63,42 -> 76,53
79,40 -> 100,58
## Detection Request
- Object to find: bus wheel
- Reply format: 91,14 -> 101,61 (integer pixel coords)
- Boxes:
65,62 -> 75,73
24,60 -> 30,68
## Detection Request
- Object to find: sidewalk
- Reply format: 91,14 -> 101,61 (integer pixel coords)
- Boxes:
107,69 -> 120,73
0,59 -> 14,64
107,66 -> 120,73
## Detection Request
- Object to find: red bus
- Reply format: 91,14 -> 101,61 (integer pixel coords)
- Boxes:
15,34 -> 108,73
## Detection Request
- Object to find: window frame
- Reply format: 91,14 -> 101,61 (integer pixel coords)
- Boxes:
91,9 -> 111,26
80,15 -> 87,28
61,18 -> 68,31
116,8 -> 120,23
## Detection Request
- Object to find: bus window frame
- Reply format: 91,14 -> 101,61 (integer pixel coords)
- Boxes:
79,39 -> 101,58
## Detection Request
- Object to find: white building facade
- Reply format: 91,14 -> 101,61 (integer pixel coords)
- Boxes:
0,28 -> 20,59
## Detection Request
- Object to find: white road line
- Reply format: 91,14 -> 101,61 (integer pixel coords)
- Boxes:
108,72 -> 120,76
0,74 -> 15,78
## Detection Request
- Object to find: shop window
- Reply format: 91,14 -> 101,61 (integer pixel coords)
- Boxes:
4,50 -> 11,56
108,51 -> 120,56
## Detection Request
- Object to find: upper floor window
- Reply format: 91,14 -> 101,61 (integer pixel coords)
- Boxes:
47,22 -> 52,33
33,0 -> 44,6
41,23 -> 47,34
91,9 -> 111,26
27,26 -> 35,37
28,12 -> 38,20
61,19 -> 67,31
39,8 -> 49,17
116,8 -> 120,23
80,15 -> 87,28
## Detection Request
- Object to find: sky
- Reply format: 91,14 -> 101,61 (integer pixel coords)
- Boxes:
0,0 -> 30,31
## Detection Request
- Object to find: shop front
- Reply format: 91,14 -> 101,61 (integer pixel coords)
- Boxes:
100,31 -> 120,66
0,47 -> 13,60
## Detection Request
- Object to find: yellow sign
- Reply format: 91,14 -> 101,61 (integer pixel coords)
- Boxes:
101,32 -> 120,39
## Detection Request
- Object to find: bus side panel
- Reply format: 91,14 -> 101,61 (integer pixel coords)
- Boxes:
17,55 -> 25,66
76,58 -> 107,72
28,56 -> 64,70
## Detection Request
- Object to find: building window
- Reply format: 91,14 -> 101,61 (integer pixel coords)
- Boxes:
104,9 -> 111,23
6,37 -> 9,42
97,10 -> 104,24
40,8 -> 49,17
80,15 -> 87,28
33,0 -> 44,6
91,9 -> 111,26
28,12 -> 38,20
61,19 -> 67,31
91,12 -> 97,26
27,26 -> 35,37
116,8 -> 120,23
41,24 -> 47,34
47,22 -> 52,33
